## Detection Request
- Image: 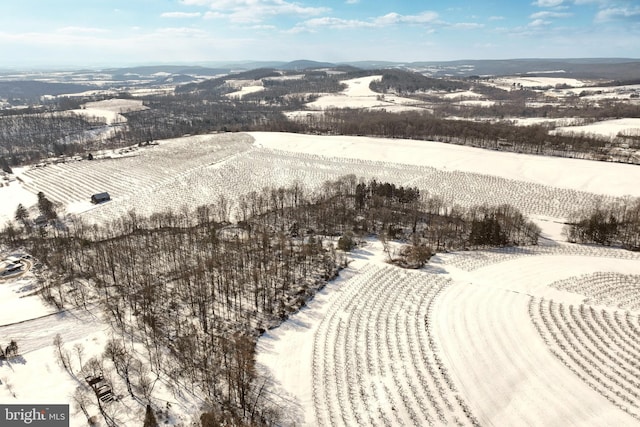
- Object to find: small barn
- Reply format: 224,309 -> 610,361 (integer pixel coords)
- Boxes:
91,192 -> 111,204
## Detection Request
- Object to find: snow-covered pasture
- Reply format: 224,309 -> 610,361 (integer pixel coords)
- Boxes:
486,76 -> 587,91
552,118 -> 640,139
258,240 -> 640,426
72,98 -> 149,125
224,79 -> 265,99
12,132 -> 635,225
306,75 -> 427,112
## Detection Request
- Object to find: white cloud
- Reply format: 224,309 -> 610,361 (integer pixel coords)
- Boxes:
530,11 -> 572,19
181,0 -> 329,23
488,16 -> 506,21
161,12 -> 202,18
248,24 -> 277,30
596,7 -> 640,22
204,11 -> 226,19
345,0 -> 360,3
154,27 -> 209,37
291,11 -> 439,32
56,27 -> 109,34
294,17 -> 373,30
451,22 -> 485,30
529,19 -> 551,27
532,0 -> 564,7
373,11 -> 439,25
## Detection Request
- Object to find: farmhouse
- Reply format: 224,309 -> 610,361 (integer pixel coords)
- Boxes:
91,192 -> 111,204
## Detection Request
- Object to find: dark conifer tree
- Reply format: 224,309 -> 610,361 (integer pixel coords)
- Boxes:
143,404 -> 158,427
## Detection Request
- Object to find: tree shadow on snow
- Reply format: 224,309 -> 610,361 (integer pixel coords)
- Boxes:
0,355 -> 27,367
348,248 -> 374,260
421,264 -> 449,274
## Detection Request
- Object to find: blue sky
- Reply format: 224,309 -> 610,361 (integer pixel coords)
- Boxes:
1,0 -> 639,67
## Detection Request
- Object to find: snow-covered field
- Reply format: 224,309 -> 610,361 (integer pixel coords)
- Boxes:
442,90 -> 483,100
224,79 -> 265,99
551,84 -> 640,99
7,131 -> 639,226
4,129 -> 640,426
552,118 -> 640,139
249,132 -> 640,197
488,76 -> 587,90
508,117 -> 586,127
306,75 -> 427,112
68,98 -> 149,124
257,239 -> 640,426
456,99 -> 495,107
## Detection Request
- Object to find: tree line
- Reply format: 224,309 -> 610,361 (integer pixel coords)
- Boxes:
369,69 -> 469,94
564,197 -> 640,249
263,109 -> 613,160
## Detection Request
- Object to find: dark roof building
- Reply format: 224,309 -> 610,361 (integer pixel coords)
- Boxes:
91,192 -> 111,204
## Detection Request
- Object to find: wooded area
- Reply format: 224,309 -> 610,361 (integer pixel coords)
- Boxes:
564,197 -> 640,249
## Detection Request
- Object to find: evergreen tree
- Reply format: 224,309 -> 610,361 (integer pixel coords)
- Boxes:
37,192 -> 57,221
15,204 -> 28,226
0,157 -> 12,174
143,404 -> 158,427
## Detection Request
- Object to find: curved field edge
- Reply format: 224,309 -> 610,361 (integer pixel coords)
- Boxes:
13,132 -> 638,226
435,251 -> 640,426
258,242 -> 640,426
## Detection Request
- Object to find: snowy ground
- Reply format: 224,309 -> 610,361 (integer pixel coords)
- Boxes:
507,117 -> 586,127
486,76 -> 587,91
456,99 -> 495,107
68,99 -> 149,125
0,250 -> 202,427
306,75 -> 427,112
550,84 -> 640,98
249,132 -> 640,197
5,130 -> 640,227
552,118 -> 640,139
0,170 -> 38,225
442,90 -> 484,100
257,237 -> 640,426
3,130 -> 634,228
224,79 -> 265,99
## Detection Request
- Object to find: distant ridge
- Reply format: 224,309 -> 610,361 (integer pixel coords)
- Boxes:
216,58 -> 640,79
279,60 -> 337,70
100,65 -> 228,76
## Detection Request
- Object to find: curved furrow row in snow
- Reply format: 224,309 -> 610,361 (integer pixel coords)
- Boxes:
311,265 -> 477,426
550,272 -> 640,310
438,243 -> 640,273
436,252 -> 640,426
531,298 -> 640,420
436,282 -> 634,426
